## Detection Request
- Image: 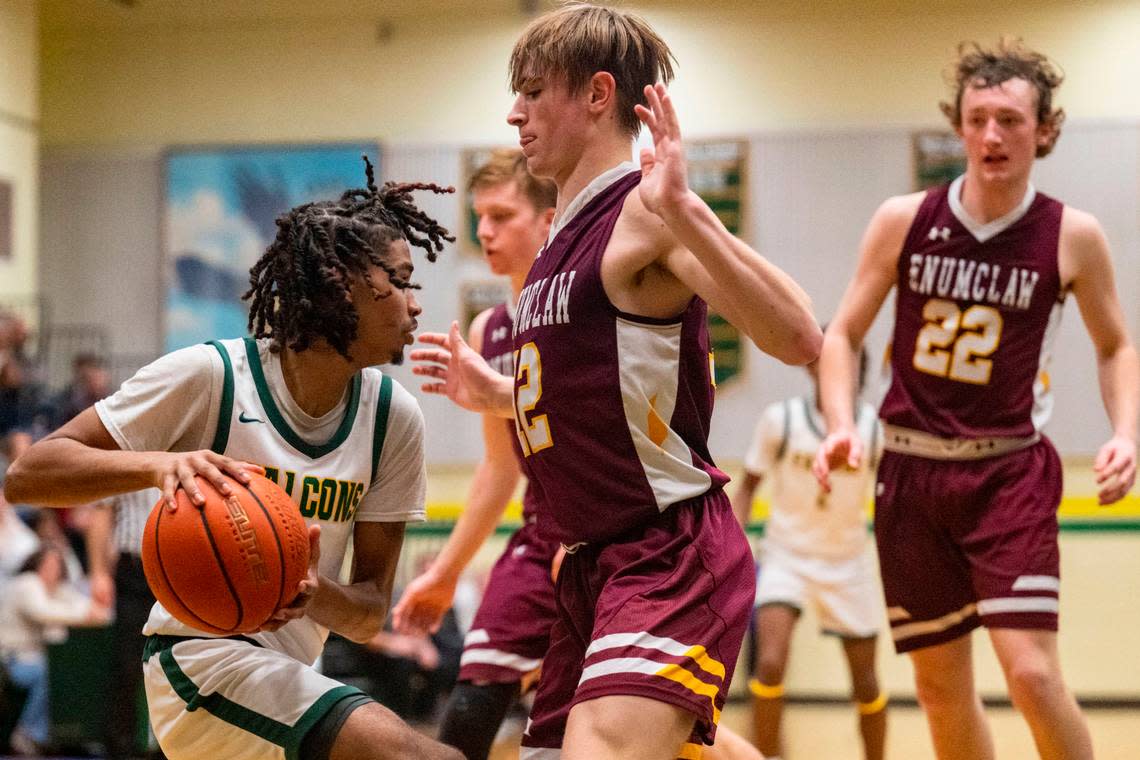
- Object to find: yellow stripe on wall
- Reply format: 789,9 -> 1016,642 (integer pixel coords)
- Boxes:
421,495 -> 1140,523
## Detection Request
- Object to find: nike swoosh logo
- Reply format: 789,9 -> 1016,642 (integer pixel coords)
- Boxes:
238,412 -> 265,424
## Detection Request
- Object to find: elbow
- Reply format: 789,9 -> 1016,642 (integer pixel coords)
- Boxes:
778,322 -> 824,366
344,607 -> 387,645
3,457 -> 31,504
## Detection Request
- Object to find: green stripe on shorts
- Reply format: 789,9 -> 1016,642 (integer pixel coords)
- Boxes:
159,647 -> 292,747
284,685 -> 361,760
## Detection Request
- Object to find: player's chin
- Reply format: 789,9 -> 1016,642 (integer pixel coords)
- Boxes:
389,348 -> 406,366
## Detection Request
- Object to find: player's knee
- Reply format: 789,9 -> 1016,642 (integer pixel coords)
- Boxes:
438,681 -> 519,759
850,672 -> 880,704
755,653 -> 788,685
1004,657 -> 1062,709
570,700 -> 633,752
913,669 -> 970,712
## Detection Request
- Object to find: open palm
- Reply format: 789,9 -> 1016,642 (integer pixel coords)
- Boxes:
634,83 -> 690,217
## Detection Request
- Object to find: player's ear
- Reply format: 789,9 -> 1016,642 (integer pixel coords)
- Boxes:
586,71 -> 616,115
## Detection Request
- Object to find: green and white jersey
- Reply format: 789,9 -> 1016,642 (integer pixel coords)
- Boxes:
744,398 -> 880,563
96,337 -> 426,664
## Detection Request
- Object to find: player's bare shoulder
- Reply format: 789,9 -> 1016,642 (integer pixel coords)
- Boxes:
467,306 -> 496,354
600,184 -> 689,313
1058,204 -> 1112,288
608,187 -> 676,268
854,190 -> 927,276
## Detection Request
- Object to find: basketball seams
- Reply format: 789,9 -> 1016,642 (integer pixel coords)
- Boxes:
143,473 -> 308,635
197,504 -> 246,632
241,481 -> 290,613
150,499 -> 232,635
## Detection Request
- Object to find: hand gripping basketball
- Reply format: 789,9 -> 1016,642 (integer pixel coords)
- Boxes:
141,472 -> 312,635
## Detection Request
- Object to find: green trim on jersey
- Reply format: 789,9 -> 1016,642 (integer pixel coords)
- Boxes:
775,399 -> 792,461
284,685 -> 361,760
370,375 -> 393,484
801,396 -> 827,441
207,341 -> 235,454
159,647 -> 292,747
242,337 -> 362,459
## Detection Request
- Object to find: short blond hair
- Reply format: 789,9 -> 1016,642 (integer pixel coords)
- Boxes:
468,149 -> 557,211
509,3 -> 675,138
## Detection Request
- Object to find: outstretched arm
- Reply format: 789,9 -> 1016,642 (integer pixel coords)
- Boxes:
633,84 -> 820,365
813,194 -> 919,492
1063,209 -> 1139,505
393,414 -> 521,634
395,307 -> 522,633
411,321 -> 515,418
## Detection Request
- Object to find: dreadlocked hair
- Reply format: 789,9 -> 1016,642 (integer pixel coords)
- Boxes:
244,154 -> 455,360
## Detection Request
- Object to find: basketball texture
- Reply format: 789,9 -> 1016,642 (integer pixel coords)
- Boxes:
141,472 -> 310,635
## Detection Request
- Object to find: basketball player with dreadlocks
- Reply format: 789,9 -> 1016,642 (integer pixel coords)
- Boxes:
412,5 -> 820,758
5,158 -> 464,760
814,39 -> 1139,760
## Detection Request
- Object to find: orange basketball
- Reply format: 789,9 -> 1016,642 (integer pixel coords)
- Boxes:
141,472 -> 310,635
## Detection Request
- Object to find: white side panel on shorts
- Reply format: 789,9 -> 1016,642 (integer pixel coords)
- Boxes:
615,317 -> 713,511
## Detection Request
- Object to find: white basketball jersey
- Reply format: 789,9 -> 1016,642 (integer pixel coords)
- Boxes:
744,397 -> 880,561
143,337 -> 395,664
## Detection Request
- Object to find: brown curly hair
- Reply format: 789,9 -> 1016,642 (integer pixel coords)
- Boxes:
244,155 -> 454,359
940,37 -> 1066,158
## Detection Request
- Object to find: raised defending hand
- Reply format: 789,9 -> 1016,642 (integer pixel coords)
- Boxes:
1094,435 -> 1137,505
633,83 -> 690,217
259,524 -> 321,632
812,429 -> 864,493
411,321 -> 514,416
151,450 -> 264,511
391,568 -> 456,636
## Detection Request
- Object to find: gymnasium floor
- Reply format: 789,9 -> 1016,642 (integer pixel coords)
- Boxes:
478,702 -> 1140,759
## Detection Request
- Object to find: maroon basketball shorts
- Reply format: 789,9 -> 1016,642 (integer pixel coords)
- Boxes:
520,489 -> 754,757
459,520 -> 560,686
875,438 -> 1063,653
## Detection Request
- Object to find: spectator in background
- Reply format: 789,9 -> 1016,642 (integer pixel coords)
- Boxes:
0,546 -> 109,755
85,487 -> 163,760
0,314 -> 43,442
0,470 -> 39,591
51,353 -> 112,429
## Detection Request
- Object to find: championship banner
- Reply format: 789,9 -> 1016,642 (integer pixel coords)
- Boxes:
688,139 -> 748,387
163,143 -> 379,351
912,130 -> 966,190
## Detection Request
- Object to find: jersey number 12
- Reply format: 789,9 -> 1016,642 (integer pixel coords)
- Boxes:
514,342 -> 553,455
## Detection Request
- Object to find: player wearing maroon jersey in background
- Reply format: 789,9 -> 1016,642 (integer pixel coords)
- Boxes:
412,5 -> 819,759
393,149 -> 558,760
814,39 -> 1138,760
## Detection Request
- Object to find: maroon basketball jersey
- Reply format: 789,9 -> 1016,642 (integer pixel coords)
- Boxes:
511,168 -> 728,546
480,302 -> 540,522
880,179 -> 1064,439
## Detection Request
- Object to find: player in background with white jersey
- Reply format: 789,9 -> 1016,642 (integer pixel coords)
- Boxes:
5,161 -> 463,760
732,346 -> 885,760
814,39 -> 1138,760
